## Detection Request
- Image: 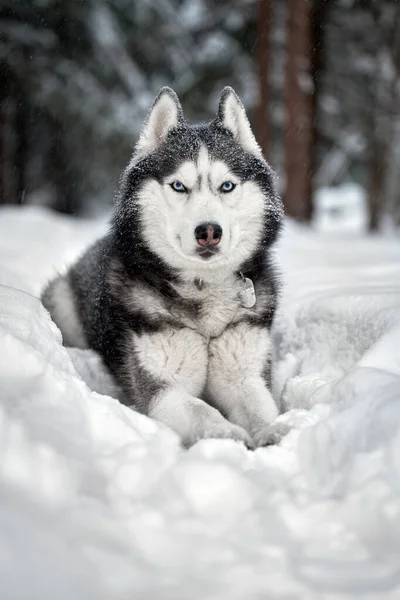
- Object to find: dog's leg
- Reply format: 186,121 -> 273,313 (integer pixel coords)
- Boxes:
206,321 -> 289,447
124,327 -> 252,447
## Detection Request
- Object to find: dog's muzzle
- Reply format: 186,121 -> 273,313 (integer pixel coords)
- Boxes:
194,222 -> 222,247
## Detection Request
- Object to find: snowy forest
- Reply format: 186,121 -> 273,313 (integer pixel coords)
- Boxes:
2,0 -> 400,230
1,2 -> 400,600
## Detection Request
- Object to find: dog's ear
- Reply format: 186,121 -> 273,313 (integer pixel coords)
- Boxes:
135,87 -> 184,159
217,87 -> 262,157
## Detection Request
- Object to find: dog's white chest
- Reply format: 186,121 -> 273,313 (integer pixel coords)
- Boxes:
200,286 -> 240,338
173,278 -> 245,338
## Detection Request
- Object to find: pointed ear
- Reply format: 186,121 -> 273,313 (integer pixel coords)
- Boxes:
135,87 -> 184,159
217,87 -> 262,157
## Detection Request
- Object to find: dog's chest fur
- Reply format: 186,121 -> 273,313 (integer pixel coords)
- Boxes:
126,273 -> 248,339
171,277 -> 244,338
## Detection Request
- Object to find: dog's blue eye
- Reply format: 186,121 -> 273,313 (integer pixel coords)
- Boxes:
170,180 -> 187,193
220,181 -> 236,193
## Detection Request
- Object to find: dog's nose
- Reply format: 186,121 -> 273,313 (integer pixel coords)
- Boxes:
195,222 -> 222,246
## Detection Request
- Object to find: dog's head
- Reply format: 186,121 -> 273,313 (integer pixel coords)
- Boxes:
115,87 -> 283,278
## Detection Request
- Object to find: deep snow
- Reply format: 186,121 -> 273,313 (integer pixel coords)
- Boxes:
0,196 -> 400,599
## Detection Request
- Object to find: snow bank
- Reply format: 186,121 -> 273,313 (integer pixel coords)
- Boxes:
314,182 -> 368,232
1,204 -> 400,599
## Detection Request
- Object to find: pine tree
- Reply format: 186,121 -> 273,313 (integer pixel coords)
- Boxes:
284,0 -> 315,222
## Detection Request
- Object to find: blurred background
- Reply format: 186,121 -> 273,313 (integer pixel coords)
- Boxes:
1,0 -> 400,232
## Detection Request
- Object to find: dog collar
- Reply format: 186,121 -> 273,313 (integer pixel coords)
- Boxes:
193,272 -> 256,308
236,271 -> 256,308
194,278 -> 204,291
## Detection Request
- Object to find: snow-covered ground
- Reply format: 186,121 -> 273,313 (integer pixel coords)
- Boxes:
1,195 -> 400,599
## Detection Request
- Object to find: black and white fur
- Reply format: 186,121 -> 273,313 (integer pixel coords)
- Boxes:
42,87 -> 286,448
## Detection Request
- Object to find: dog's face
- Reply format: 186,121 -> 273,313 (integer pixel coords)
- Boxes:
120,87 -> 282,277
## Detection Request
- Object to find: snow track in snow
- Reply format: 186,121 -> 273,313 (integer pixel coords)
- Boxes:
1,205 -> 400,599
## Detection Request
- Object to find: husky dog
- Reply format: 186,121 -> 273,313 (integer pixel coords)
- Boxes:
42,87 -> 286,448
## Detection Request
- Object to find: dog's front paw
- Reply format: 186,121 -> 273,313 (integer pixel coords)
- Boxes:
253,422 -> 291,448
186,407 -> 254,448
203,421 -> 254,449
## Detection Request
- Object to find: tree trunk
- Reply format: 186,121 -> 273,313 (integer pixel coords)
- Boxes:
0,100 -> 3,205
256,0 -> 271,159
366,8 -> 400,231
0,63 -> 6,205
284,0 -> 315,222
367,144 -> 389,232
15,91 -> 28,205
49,121 -> 77,215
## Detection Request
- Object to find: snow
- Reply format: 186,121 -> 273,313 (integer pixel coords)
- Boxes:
0,202 -> 400,599
314,182 -> 368,232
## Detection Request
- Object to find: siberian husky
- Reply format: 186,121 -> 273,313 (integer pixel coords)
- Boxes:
42,87 -> 287,448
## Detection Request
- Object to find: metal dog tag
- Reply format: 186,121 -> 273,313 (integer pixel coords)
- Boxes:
239,277 -> 256,308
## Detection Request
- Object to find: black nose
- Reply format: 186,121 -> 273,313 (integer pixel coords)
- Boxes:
195,222 -> 223,246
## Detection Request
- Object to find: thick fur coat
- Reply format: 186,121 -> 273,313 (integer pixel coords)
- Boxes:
42,87 -> 286,447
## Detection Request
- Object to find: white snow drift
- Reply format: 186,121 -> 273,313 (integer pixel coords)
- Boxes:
0,200 -> 400,599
